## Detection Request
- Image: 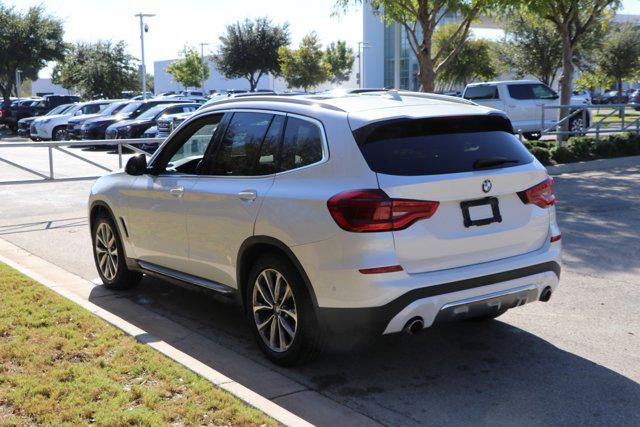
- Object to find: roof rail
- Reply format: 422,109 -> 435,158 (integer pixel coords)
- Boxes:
200,95 -> 346,112
394,90 -> 476,106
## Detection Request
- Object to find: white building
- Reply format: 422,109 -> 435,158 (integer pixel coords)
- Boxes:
30,78 -> 74,97
153,58 -> 358,94
361,6 -> 640,91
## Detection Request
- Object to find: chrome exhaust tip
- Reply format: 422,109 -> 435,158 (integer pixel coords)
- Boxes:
403,317 -> 424,335
539,287 -> 552,302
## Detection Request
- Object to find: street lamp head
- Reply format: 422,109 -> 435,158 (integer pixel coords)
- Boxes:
144,23 -> 149,33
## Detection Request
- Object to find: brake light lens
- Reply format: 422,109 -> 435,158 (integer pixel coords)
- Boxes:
327,189 -> 439,232
518,178 -> 556,208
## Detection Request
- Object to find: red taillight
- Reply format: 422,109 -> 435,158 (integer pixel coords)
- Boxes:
327,189 -> 439,232
0,108 -> 6,118
518,178 -> 556,208
550,234 -> 561,243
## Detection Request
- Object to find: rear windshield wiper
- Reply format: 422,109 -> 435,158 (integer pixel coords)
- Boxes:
473,157 -> 520,169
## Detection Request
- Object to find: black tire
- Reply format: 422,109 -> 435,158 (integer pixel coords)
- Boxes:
52,126 -> 66,141
523,132 -> 541,141
91,213 -> 141,290
569,112 -> 589,136
245,253 -> 324,366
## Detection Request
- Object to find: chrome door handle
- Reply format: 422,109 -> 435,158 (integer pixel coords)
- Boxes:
238,189 -> 257,202
169,186 -> 184,198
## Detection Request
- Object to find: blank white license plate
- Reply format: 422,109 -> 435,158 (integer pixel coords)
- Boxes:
468,204 -> 494,221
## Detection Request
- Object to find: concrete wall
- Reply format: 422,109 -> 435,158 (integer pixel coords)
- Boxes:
362,5 -> 385,88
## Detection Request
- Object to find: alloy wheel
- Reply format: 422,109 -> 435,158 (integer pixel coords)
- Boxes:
252,268 -> 298,353
95,222 -> 118,281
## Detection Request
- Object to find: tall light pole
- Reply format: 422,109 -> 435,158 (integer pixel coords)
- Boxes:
199,42 -> 210,94
15,69 -> 22,102
135,13 -> 155,99
357,42 -> 371,88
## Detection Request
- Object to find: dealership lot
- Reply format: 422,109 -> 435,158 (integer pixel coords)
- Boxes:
0,145 -> 638,425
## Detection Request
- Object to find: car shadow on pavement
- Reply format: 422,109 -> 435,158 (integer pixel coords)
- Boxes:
88,275 -> 640,426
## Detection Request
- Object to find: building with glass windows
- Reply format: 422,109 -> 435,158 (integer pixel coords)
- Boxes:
361,5 -> 640,91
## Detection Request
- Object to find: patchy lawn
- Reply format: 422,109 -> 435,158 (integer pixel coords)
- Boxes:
0,262 -> 276,426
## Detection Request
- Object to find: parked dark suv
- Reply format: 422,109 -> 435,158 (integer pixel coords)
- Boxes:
0,94 -> 80,132
80,99 -> 188,140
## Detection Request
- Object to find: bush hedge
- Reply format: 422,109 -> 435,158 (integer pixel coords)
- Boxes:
523,132 -> 640,166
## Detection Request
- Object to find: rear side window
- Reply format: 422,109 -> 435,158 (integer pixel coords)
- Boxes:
463,85 -> 499,100
353,116 -> 533,176
279,117 -> 324,172
507,84 -> 557,100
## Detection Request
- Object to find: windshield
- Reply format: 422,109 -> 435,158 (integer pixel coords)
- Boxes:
47,104 -> 73,115
119,101 -> 144,115
101,102 -> 127,115
136,105 -> 166,120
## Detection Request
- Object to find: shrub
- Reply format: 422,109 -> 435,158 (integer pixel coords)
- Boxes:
551,146 -> 577,164
592,139 -> 619,158
530,146 -> 552,165
565,136 -> 595,160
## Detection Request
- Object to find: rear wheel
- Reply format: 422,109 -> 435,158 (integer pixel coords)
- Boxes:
246,254 -> 323,366
91,213 -> 141,290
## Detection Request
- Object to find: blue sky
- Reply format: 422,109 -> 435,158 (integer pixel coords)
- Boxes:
5,0 -> 640,78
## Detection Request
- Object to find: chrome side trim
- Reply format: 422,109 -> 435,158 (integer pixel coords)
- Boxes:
440,284 -> 537,311
137,260 -> 234,294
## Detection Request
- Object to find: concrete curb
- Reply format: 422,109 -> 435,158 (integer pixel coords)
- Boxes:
547,155 -> 640,175
0,238 -> 313,427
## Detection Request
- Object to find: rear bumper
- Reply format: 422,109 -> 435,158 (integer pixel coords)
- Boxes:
315,261 -> 560,336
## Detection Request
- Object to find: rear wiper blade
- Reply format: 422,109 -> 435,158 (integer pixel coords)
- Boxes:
473,157 -> 519,169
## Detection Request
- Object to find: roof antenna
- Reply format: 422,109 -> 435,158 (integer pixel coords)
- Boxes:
386,89 -> 402,101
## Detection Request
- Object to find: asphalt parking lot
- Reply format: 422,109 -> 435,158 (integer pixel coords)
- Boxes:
0,139 -> 638,425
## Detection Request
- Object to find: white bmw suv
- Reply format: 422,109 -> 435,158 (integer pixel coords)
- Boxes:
88,91 -> 562,365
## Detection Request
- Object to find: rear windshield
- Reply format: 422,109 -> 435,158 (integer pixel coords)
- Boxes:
353,116 -> 533,176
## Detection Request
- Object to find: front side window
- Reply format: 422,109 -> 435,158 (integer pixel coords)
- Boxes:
279,117 -> 324,172
508,83 -> 558,100
463,85 -> 499,100
157,114 -> 223,175
208,112 -> 273,176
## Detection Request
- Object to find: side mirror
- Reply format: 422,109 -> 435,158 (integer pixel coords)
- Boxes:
125,154 -> 148,176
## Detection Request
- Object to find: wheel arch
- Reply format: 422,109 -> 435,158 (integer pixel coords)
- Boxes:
236,236 -> 319,312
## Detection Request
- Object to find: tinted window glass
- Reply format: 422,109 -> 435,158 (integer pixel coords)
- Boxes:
209,112 -> 272,176
355,116 -> 532,176
279,117 -> 323,172
463,85 -> 499,100
508,83 -> 557,100
256,115 -> 285,175
160,114 -> 223,175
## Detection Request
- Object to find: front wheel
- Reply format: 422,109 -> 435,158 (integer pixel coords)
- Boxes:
91,214 -> 141,290
246,254 -> 324,366
52,126 -> 66,141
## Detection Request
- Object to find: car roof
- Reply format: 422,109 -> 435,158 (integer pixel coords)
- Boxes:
466,79 -> 542,87
196,90 -> 499,130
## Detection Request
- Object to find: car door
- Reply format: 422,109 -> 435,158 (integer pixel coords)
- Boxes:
124,114 -> 223,272
183,111 -> 284,288
505,83 -> 557,131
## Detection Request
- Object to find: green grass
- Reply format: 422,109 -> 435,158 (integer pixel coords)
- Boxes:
592,108 -> 640,125
0,262 -> 276,426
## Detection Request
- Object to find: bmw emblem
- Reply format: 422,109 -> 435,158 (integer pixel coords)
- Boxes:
482,179 -> 492,193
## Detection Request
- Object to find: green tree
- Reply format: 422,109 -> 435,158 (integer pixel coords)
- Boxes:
324,40 -> 355,84
279,33 -> 331,92
336,0 -> 498,92
0,4 -> 65,107
214,18 -> 289,91
145,73 -> 154,93
166,47 -> 210,90
501,15 -> 562,87
592,24 -> 640,103
434,23 -> 498,88
517,0 -> 620,141
52,41 -> 138,99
